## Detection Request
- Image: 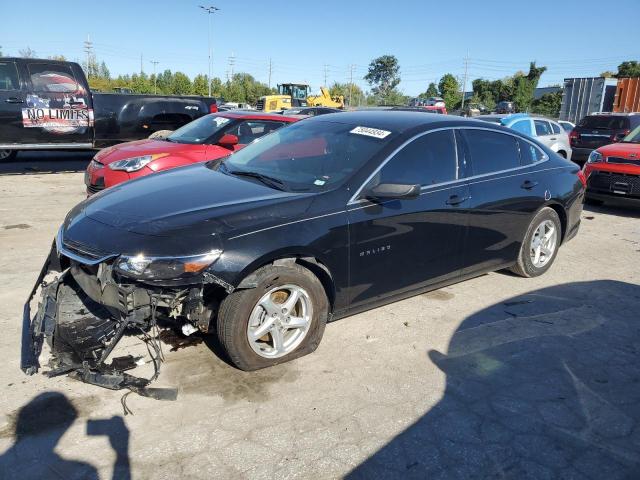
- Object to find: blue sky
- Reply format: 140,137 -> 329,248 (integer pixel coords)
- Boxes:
1,0 -> 638,96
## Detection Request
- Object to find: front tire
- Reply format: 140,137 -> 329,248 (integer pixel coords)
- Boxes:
510,207 -> 561,278
217,263 -> 328,371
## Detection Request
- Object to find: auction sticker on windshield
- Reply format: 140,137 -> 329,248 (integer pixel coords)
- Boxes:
350,126 -> 392,139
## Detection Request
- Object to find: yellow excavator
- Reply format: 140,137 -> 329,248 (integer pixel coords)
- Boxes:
256,83 -> 344,112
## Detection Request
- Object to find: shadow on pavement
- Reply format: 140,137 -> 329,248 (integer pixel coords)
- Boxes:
0,392 -> 131,480
584,202 -> 640,219
0,151 -> 93,176
348,280 -> 640,479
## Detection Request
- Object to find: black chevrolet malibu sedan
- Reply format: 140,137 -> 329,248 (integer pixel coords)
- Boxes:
22,111 -> 585,390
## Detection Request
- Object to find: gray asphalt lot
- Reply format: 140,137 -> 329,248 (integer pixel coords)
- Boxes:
0,152 -> 639,479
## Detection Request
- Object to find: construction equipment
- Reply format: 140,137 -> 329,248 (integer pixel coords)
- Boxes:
256,83 -> 344,112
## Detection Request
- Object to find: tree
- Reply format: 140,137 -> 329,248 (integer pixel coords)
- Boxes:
329,82 -> 365,106
171,72 -> 192,95
19,47 -> 36,58
99,62 -> 110,80
48,55 -> 67,61
424,82 -> 438,97
192,74 -> 209,96
600,71 -> 616,78
531,91 -> 562,117
438,73 -> 461,110
512,62 -> 547,112
364,55 -> 401,102
617,61 -> 640,78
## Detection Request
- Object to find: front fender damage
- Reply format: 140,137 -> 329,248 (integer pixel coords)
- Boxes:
19,243 -> 230,401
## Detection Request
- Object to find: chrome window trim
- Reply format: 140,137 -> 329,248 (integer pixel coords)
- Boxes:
348,126 -> 548,205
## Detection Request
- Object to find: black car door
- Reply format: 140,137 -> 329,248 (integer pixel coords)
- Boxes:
458,127 -> 549,275
347,128 -> 470,309
0,60 -> 26,146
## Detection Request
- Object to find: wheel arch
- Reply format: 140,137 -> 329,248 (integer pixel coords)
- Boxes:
542,201 -> 567,243
234,251 -> 337,314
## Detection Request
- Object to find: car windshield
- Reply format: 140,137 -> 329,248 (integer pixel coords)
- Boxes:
578,116 -> 629,130
166,114 -> 233,144
622,125 -> 640,143
216,120 -> 397,192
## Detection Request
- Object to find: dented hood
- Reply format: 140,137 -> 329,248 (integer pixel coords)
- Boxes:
63,163 -> 313,256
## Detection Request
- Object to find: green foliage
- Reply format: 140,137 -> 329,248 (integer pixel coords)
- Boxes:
364,55 -> 401,102
329,82 -> 365,106
171,72 -> 192,95
531,91 -> 562,117
424,82 -> 438,97
192,74 -> 209,96
512,62 -> 547,112
617,61 -> 640,77
600,71 -> 616,78
438,73 -> 461,109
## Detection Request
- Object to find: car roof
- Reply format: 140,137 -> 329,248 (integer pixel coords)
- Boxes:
304,110 -> 495,133
217,111 -> 299,122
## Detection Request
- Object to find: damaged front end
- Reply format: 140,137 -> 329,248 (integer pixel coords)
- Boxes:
21,230 -> 229,399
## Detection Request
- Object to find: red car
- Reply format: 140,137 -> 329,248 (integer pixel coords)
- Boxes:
583,125 -> 640,205
85,112 -> 300,195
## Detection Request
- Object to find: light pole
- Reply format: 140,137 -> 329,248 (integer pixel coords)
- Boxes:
150,60 -> 159,94
199,5 -> 219,97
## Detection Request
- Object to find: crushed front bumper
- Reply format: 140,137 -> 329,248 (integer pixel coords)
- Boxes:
21,242 -> 179,399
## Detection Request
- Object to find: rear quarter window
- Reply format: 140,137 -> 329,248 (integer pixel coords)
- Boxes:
461,129 -> 520,175
0,62 -> 20,90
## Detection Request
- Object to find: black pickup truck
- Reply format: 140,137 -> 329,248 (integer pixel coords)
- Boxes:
0,58 -> 218,161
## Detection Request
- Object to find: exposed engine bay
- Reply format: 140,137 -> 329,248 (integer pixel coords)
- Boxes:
21,240 -> 228,401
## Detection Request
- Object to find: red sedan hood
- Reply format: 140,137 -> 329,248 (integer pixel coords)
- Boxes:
598,142 -> 640,159
95,139 -> 207,165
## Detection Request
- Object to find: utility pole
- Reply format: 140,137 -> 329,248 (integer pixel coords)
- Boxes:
460,53 -> 469,110
228,52 -> 235,79
349,64 -> 355,107
140,53 -> 143,75
199,5 -> 220,97
323,64 -> 328,86
268,58 -> 273,89
150,60 -> 159,94
83,34 -> 93,76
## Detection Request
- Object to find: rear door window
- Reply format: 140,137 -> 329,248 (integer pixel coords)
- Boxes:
534,120 -> 553,136
511,119 -> 533,136
27,62 -> 79,93
461,129 -> 520,175
0,61 -> 20,90
550,122 -> 561,134
378,129 -> 458,186
518,140 -> 545,165
229,120 -> 286,144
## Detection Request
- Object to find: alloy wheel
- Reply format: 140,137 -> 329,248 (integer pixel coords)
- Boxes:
247,284 -> 313,358
530,219 -> 557,268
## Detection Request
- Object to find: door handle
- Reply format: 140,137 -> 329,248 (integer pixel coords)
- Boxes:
446,194 -> 469,206
549,137 -> 557,141
521,180 -> 539,190
5,98 -> 24,104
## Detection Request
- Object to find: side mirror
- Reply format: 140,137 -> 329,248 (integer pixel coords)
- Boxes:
218,133 -> 239,148
364,183 -> 421,201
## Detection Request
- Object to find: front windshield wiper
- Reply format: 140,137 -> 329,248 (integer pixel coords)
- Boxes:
226,169 -> 287,191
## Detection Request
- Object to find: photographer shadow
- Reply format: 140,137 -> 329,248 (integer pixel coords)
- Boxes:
348,280 -> 640,479
0,392 -> 130,480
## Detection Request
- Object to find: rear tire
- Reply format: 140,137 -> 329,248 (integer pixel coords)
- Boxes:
217,263 -> 328,371
510,207 -> 561,278
0,150 -> 17,162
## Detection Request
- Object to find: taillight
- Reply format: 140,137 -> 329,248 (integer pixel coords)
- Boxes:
209,103 -> 218,113
576,170 -> 587,188
611,129 -> 630,142
569,130 -> 579,145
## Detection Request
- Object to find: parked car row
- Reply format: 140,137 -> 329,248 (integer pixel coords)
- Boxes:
22,111 -> 585,393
